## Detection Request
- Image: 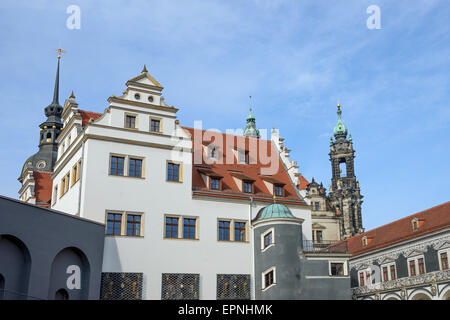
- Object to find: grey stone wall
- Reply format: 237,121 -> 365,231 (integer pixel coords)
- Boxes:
0,196 -> 104,300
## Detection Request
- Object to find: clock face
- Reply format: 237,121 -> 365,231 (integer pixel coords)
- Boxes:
36,160 -> 46,169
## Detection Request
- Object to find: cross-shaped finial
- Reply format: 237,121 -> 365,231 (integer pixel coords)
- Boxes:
56,48 -> 67,59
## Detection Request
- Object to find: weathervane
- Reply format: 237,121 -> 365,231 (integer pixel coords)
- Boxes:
56,47 -> 67,59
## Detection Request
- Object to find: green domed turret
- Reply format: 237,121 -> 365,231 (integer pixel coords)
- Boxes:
333,103 -> 348,139
254,203 -> 296,222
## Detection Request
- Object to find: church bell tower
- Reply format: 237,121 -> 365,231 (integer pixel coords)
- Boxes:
328,103 -> 364,239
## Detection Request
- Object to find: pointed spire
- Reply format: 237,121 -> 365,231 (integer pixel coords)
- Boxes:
52,58 -> 60,104
243,95 -> 260,139
142,64 -> 148,73
69,90 -> 75,100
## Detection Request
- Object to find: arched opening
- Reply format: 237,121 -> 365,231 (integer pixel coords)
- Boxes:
383,294 -> 401,300
411,292 -> 432,300
55,288 -> 69,300
441,289 -> 450,300
0,235 -> 32,300
339,159 -> 347,178
48,247 -> 90,300
0,274 -> 5,300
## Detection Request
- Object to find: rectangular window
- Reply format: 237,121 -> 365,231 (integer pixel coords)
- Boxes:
365,271 -> 371,284
125,115 -> 136,129
330,263 -> 344,276
110,156 -> 125,176
441,252 -> 449,270
390,265 -> 396,280
72,164 -> 78,186
243,181 -> 253,193
264,270 -> 274,288
418,258 -> 425,275
167,162 -> 180,182
409,260 -> 416,276
359,272 -> 365,287
126,215 -> 141,236
316,230 -> 323,243
274,185 -> 283,197
382,266 -> 389,282
210,178 -> 220,190
150,119 -> 160,132
218,221 -> 230,241
314,202 -> 319,211
128,158 -> 143,178
165,217 -> 179,239
183,218 -> 196,239
264,232 -> 272,249
234,222 -> 246,242
106,213 -> 122,235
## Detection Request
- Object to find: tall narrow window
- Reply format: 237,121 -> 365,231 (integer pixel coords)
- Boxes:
316,230 -> 323,243
129,158 -> 143,178
314,202 -> 319,211
106,213 -> 122,235
239,150 -> 249,164
110,156 -> 125,176
183,218 -> 196,239
390,265 -> 396,280
418,258 -> 425,275
125,115 -> 136,129
150,119 -> 160,132
264,270 -> 274,288
167,163 -> 180,182
126,215 -> 141,236
218,221 -> 230,241
441,252 -> 449,270
359,272 -> 365,287
382,266 -> 388,282
409,260 -> 416,276
263,231 -> 273,249
165,217 -> 179,238
234,222 -> 246,242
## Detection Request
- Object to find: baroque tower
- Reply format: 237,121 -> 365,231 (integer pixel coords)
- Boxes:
243,98 -> 260,138
18,50 -> 65,206
328,104 -> 364,239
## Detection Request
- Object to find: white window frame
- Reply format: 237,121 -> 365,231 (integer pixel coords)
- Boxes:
358,268 -> 372,286
438,248 -> 450,271
262,266 -> 276,291
261,228 -> 275,252
380,262 -> 397,282
407,254 -> 426,277
329,261 -> 348,277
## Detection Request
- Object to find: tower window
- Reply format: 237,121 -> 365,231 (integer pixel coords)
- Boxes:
314,202 -> 319,211
262,267 -> 276,290
339,160 -> 347,178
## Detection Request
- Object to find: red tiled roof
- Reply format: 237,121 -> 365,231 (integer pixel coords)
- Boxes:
297,174 -> 309,190
347,201 -> 450,256
33,171 -> 53,208
183,127 -> 306,206
78,110 -> 103,127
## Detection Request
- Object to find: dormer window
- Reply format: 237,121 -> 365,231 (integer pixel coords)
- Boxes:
274,185 -> 283,197
411,218 -> 419,231
210,177 -> 220,190
243,181 -> 253,193
362,236 -> 368,247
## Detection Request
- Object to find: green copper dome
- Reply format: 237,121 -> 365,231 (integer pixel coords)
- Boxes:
243,108 -> 260,139
254,203 -> 296,222
333,104 -> 348,139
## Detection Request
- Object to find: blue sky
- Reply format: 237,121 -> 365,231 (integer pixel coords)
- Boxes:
0,0 -> 448,230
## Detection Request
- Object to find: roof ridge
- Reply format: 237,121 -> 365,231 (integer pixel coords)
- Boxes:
349,201 -> 450,240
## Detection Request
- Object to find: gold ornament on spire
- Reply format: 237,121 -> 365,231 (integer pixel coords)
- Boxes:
56,47 -> 67,59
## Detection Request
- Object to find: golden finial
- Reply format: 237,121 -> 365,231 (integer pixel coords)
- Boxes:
337,100 -> 341,109
56,47 -> 67,59
273,194 -> 277,203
